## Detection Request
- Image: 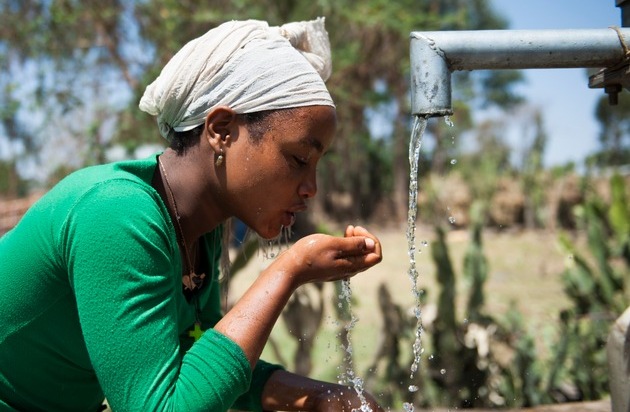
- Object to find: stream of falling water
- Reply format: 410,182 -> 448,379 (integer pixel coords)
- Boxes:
402,115 -> 429,412
338,279 -> 372,412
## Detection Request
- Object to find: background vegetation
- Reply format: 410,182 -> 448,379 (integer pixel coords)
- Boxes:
1,0 -> 629,410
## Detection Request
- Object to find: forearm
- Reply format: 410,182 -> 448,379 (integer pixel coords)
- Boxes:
213,263 -> 295,369
260,370 -> 341,411
214,228 -> 382,372
261,370 -> 384,412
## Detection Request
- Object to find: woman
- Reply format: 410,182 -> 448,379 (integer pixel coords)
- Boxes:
0,18 -> 384,411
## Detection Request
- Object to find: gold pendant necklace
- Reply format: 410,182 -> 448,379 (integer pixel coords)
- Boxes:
158,157 -> 206,291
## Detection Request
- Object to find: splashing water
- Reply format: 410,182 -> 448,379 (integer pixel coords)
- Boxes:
444,116 -> 454,128
404,116 -> 429,411
337,279 -> 372,412
258,226 -> 293,258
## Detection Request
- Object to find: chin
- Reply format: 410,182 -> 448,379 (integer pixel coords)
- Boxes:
252,224 -> 282,241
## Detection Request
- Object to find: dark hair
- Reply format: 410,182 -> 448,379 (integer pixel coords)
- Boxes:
239,110 -> 276,144
170,124 -> 205,154
170,109 -> 290,154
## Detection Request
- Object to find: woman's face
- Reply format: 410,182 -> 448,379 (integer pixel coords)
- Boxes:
224,105 -> 336,239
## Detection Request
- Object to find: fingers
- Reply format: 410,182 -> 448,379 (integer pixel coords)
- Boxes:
330,235 -> 382,274
344,224 -> 355,238
333,235 -> 375,257
343,225 -> 383,264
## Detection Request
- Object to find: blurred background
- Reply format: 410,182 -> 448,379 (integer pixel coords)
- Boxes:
1,0 -> 628,410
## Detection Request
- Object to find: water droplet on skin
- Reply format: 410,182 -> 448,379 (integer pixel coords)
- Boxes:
408,385 -> 419,392
440,368 -> 446,375
448,216 -> 456,224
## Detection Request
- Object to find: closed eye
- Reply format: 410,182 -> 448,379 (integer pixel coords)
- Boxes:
293,156 -> 308,167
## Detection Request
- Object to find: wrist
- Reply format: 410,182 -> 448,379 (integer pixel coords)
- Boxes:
265,252 -> 302,291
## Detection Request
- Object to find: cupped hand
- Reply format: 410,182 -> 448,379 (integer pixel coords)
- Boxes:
273,225 -> 382,288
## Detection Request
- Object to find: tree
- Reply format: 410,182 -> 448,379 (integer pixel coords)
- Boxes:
2,0 -> 524,225
0,0 -> 145,182
593,91 -> 630,167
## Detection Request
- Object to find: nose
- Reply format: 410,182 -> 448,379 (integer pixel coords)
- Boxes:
298,168 -> 317,199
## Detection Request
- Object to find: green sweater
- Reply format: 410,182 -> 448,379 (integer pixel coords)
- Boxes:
0,155 -> 281,412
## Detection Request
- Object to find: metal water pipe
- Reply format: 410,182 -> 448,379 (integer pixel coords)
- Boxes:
410,5 -> 630,117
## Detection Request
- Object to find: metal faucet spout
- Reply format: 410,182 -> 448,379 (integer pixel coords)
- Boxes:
410,28 -> 630,117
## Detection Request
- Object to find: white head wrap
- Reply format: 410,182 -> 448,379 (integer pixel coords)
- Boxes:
139,18 -> 335,140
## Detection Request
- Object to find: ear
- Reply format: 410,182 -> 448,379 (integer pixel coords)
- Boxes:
204,106 -> 238,153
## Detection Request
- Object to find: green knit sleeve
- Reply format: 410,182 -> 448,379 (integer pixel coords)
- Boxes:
61,180 -> 252,411
230,360 -> 285,411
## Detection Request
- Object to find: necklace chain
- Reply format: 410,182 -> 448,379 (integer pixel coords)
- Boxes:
158,157 -> 205,291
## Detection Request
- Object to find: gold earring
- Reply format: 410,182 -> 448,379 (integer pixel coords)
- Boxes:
215,149 -> 224,167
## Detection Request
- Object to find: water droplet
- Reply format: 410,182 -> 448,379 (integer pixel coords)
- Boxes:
448,216 -> 456,224
428,354 -> 434,360
421,240 -> 428,247
450,159 -> 457,165
408,385 -> 419,392
440,368 -> 446,375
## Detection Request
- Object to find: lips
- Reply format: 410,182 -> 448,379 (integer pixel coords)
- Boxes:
282,203 -> 307,227
282,211 -> 296,227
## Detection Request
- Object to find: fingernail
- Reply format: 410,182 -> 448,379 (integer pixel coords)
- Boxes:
364,238 -> 375,250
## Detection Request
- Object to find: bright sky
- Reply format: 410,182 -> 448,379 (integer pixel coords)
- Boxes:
489,0 -> 623,166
